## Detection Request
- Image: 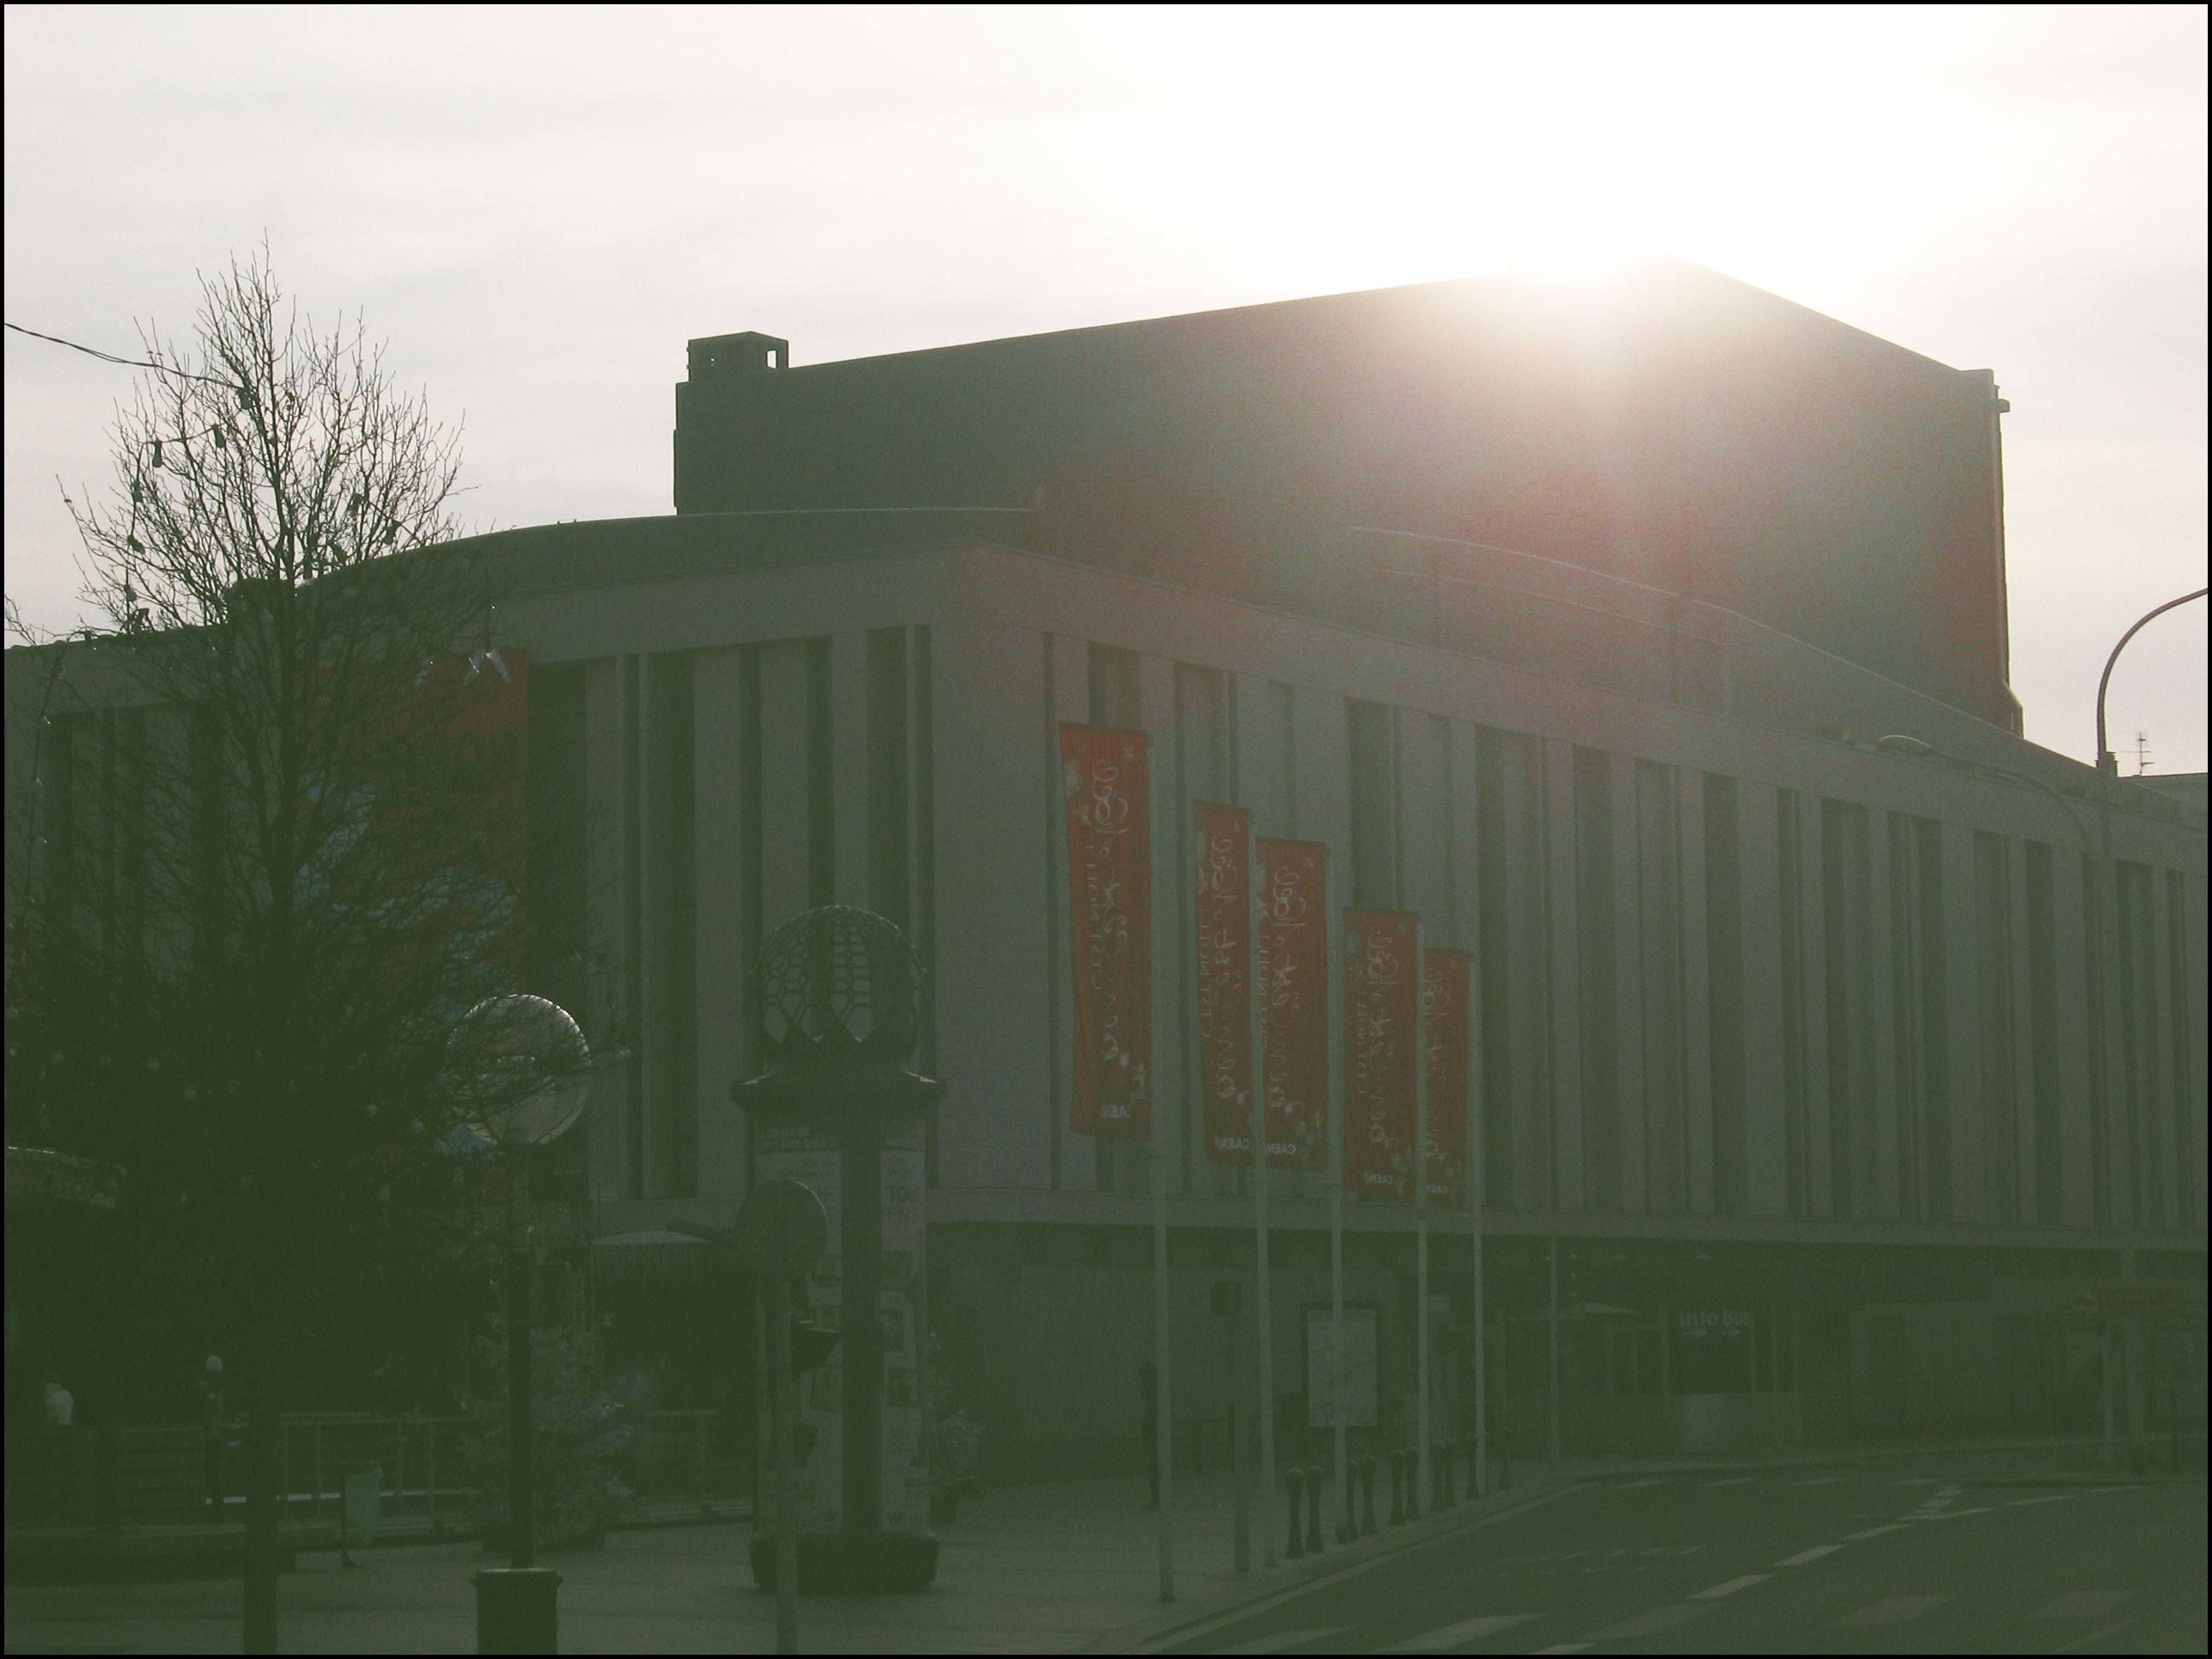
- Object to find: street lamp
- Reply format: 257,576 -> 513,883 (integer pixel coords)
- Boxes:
2093,588 -> 2207,779
451,994 -> 591,1656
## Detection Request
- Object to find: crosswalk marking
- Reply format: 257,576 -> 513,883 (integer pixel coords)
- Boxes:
1773,1545 -> 1842,1567
1372,1615 -> 1535,1651
1702,1476 -> 1756,1487
1790,1476 -> 1842,1485
1689,1575 -> 1770,1599
1842,1523 -> 1912,1540
2033,1591 -> 2134,1620
1214,1630 -> 1355,1655
1584,1605 -> 1714,1640
1834,1595 -> 1954,1625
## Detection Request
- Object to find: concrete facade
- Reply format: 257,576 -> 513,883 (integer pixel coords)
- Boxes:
11,271 -> 2205,1476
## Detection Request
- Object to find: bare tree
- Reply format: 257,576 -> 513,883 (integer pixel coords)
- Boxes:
6,251 -> 525,1651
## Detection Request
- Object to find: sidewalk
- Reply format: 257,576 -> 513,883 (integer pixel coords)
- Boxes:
3,1435 -> 2196,1655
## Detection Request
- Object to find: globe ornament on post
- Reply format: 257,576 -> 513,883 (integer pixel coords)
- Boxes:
734,906 -> 945,1594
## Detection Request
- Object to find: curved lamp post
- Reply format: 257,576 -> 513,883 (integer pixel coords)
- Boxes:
2093,588 -> 2207,779
452,994 -> 591,1655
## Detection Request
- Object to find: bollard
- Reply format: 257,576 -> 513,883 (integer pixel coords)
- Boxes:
474,1567 -> 562,1656
1360,1456 -> 1379,1535
1435,1441 -> 1456,1510
1284,1467 -> 1306,1559
1404,1447 -> 1421,1519
1465,1438 -> 1482,1501
1339,1456 -> 1359,1544
1303,1466 -> 1324,1554
1387,1449 -> 1406,1525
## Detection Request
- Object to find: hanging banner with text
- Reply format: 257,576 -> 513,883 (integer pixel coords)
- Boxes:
1256,839 -> 1331,1170
1195,801 -> 1255,1165
1421,948 -> 1473,1208
1060,725 -> 1153,1138
1343,909 -> 1420,1200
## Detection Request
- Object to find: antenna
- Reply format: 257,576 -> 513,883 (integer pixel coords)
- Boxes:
2133,731 -> 2153,776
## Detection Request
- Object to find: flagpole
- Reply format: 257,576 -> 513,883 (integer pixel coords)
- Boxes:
1328,870 -> 1348,1530
1250,841 -> 1277,1568
1152,1128 -> 1174,1598
1469,982 -> 1487,1499
1414,929 -> 1431,1516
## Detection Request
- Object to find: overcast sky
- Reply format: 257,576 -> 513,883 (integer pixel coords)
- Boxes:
7,4 -> 2204,770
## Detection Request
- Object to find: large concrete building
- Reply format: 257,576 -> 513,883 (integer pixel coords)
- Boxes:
15,262 -> 2207,1473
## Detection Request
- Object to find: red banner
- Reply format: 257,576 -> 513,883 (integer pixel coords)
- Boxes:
1256,840 -> 1330,1171
1421,949 -> 1472,1207
1343,909 -> 1419,1200
1195,802 -> 1254,1165
1061,725 -> 1152,1138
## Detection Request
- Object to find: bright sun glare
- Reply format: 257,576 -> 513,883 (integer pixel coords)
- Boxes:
1150,5 -> 1949,297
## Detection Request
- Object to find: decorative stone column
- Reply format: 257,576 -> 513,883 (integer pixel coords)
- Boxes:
734,906 -> 945,1592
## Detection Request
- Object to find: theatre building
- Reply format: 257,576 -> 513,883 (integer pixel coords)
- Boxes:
15,261 -> 2208,1474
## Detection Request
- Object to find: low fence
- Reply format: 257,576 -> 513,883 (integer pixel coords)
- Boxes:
5,1409 -> 752,1533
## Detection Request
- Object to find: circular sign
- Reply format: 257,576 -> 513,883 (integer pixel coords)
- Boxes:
733,1178 -> 830,1278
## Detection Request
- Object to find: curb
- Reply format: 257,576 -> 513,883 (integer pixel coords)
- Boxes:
1068,1477 -> 1578,1655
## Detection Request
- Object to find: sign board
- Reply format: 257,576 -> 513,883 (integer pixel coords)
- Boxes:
1305,1305 -> 1379,1429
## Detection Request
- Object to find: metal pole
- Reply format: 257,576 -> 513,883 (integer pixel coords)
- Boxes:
2093,588 -> 2207,776
1470,1022 -> 1487,1498
507,1153 -> 534,1570
1229,1335 -> 1249,1573
771,1274 -> 799,1655
1251,846 -> 1277,1567
1415,932 -> 1431,1515
1152,1138 -> 1175,1602
1546,1238 -> 1562,1469
1329,883 -> 1348,1522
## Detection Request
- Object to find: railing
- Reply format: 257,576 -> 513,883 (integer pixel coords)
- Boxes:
6,1410 -> 754,1533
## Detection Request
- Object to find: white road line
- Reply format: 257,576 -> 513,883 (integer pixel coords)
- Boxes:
1912,1505 -> 1994,1520
1702,1476 -> 1756,1487
1773,1545 -> 1842,1567
2053,1620 -> 2136,1653
1614,1477 -> 1667,1487
1834,1595 -> 1954,1626
1842,1523 -> 1912,1540
1371,1614 -> 1536,1651
1214,1631 -> 1354,1655
1790,1476 -> 1842,1485
2032,1591 -> 2134,1620
1584,1604 -> 1714,1640
2009,1494 -> 2073,1506
1689,1575 -> 1771,1599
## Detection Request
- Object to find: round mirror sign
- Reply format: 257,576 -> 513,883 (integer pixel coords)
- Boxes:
732,1178 -> 830,1278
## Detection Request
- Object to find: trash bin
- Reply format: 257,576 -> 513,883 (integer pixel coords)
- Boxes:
340,1461 -> 383,1559
474,1566 -> 562,1654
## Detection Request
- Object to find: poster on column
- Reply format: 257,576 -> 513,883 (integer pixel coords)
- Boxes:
1255,840 -> 1330,1170
1195,801 -> 1254,1165
878,1122 -> 929,1534
1060,725 -> 1153,1138
1343,909 -> 1419,1201
1421,949 -> 1473,1207
753,1119 -> 843,1534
